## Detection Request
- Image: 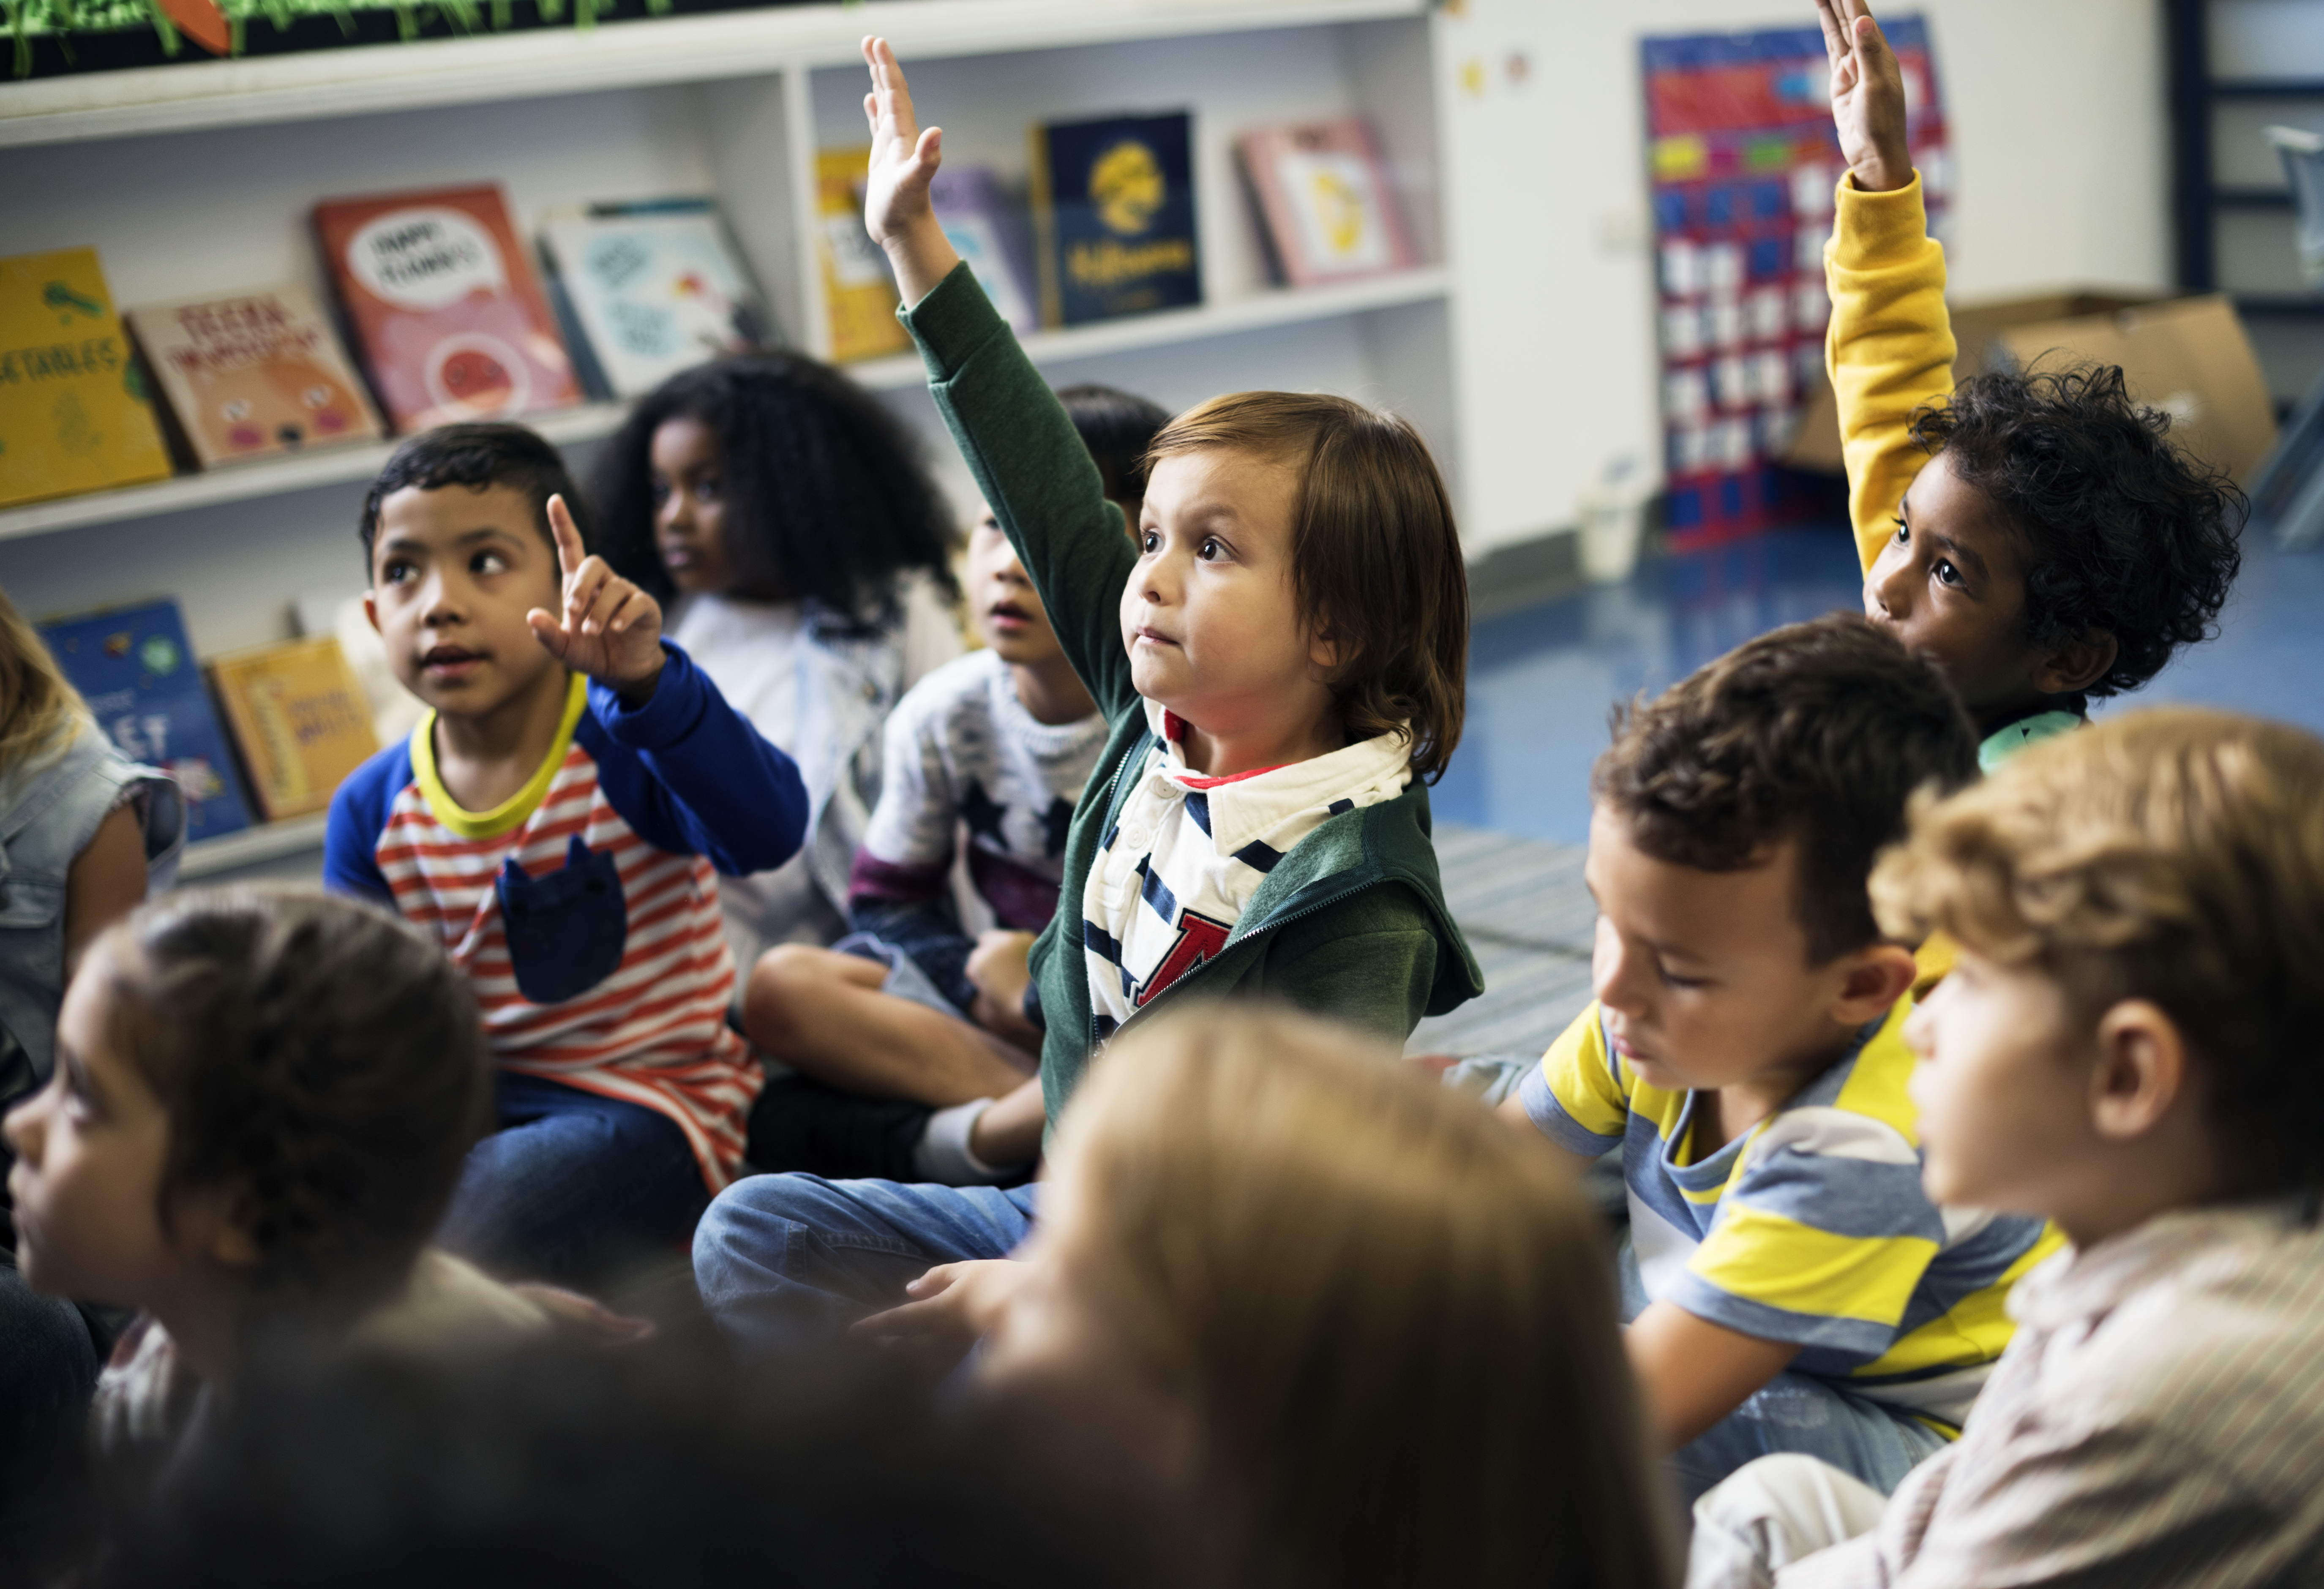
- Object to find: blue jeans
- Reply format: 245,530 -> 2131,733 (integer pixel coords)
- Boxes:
1669,1371 -> 1950,1509
693,1173 -> 1039,1350
439,1071 -> 708,1286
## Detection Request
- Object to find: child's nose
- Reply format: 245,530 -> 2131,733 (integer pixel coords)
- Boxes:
3,1092 -> 44,1166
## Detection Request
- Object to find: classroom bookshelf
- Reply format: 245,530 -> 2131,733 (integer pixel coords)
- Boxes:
0,0 -> 1501,872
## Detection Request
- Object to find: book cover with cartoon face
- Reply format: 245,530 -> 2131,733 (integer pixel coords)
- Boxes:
1031,112 -> 1201,327
128,283 -> 385,468
314,184 -> 579,432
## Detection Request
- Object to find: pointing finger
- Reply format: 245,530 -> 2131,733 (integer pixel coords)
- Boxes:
546,494 -> 585,582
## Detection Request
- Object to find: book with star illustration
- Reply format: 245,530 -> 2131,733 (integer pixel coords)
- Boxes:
1236,118 -> 1418,288
1029,111 -> 1200,327
537,200 -> 773,399
38,598 -> 251,842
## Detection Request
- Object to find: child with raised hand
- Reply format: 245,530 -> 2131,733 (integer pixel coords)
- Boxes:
1498,614 -> 2060,1507
745,384 -> 1167,1189
326,424 -> 809,1287
1818,0 -> 2242,770
1691,709 -> 2324,1588
590,354 -> 963,966
4,891 -> 565,1486
982,1004 -> 1675,1589
691,38 -> 1481,1349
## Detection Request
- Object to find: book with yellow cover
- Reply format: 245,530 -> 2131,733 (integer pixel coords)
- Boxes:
0,248 -> 173,510
127,284 -> 385,468
208,635 -> 380,821
815,148 -> 912,362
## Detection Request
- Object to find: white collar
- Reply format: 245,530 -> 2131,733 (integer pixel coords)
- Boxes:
1134,699 -> 1412,855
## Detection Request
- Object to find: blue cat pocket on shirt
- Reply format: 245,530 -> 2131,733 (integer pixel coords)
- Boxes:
497,835 -> 627,1005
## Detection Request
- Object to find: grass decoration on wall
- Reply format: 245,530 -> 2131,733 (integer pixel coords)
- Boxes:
4,0 -> 685,78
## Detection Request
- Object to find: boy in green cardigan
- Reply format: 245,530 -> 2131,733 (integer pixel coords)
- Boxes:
693,38 -> 1481,1352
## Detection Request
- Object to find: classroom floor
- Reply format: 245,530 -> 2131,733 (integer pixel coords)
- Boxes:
1435,518 -> 2324,848
1413,518 -> 2324,1059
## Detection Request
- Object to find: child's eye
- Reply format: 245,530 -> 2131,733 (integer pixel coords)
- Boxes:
1197,537 -> 1225,561
1141,531 -> 1161,555
471,550 -> 510,575
1932,559 -> 1963,589
382,559 -> 414,585
1892,515 -> 1909,545
1657,965 -> 1706,990
696,473 -> 722,504
649,479 -> 671,509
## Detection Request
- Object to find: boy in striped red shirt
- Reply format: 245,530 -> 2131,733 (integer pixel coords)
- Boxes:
325,424 -> 807,1287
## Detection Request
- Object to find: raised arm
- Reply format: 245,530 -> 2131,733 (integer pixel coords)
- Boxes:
1817,0 -> 1957,574
859,36 -> 1140,715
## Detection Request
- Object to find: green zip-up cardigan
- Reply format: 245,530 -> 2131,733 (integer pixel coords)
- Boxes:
900,264 -> 1484,1129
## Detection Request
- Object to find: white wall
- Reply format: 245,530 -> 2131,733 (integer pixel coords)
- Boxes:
1435,0 -> 2169,556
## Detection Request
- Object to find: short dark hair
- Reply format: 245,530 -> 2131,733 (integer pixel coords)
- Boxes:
1145,392 -> 1468,782
590,352 -> 957,629
1055,383 -> 1172,512
96,891 -> 490,1320
1912,364 -> 2245,697
1594,613 -> 1979,963
358,423 -> 584,575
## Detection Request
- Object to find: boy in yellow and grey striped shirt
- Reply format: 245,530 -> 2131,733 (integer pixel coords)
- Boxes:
1500,614 -> 2058,1506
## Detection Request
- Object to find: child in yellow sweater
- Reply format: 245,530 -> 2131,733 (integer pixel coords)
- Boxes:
1821,0 -> 2244,772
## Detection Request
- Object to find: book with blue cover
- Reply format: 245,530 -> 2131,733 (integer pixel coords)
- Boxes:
1030,111 -> 1201,327
39,598 -> 252,843
537,200 -> 772,400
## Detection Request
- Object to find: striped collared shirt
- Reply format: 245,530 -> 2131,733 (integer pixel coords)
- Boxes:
1780,1198 -> 2324,1588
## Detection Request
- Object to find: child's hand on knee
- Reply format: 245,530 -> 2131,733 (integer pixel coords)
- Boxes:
1816,0 -> 1911,193
966,930 -> 1038,1044
860,35 -> 962,306
853,1257 -> 1029,1372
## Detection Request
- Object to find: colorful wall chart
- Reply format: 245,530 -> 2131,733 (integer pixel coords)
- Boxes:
1642,18 -> 1949,545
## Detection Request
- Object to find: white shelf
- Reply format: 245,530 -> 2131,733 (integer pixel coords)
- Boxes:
0,272 -> 1446,542
843,267 -> 1451,390
178,812 -> 330,879
0,0 -> 1423,148
0,401 -> 629,543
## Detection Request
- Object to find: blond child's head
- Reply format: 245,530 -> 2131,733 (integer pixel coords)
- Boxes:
1873,708 -> 2324,1236
1127,393 -> 1468,780
979,1005 -> 1672,1589
0,585 -> 90,772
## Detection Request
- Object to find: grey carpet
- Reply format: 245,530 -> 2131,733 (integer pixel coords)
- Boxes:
1408,822 -> 1597,1060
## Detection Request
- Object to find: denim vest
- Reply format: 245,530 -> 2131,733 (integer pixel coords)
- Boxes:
0,729 -> 184,1099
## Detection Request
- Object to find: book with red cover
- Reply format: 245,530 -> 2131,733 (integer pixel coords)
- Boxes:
313,184 -> 579,431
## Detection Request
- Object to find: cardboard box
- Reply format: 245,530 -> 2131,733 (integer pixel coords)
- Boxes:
1784,289 -> 2277,483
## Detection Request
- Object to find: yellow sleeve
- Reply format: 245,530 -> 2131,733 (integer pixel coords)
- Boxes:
1825,172 -> 1956,575
1518,1001 -> 1633,1153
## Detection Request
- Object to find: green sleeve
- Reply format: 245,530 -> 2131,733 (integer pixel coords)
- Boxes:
1262,899 -> 1443,1043
899,265 -> 1140,717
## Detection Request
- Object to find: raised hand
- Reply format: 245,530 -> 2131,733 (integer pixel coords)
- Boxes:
860,35 -> 963,307
1816,0 -> 1911,194
526,493 -> 666,701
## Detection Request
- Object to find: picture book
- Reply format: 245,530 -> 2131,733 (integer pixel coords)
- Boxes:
0,249 -> 173,510
815,148 -> 911,363
313,184 -> 579,431
1030,111 -> 1200,327
929,165 -> 1040,335
126,283 -> 384,468
207,634 -> 379,821
1236,119 -> 1418,287
38,598 -> 251,842
537,201 -> 772,398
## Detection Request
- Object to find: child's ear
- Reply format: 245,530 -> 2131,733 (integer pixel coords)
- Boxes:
172,1183 -> 262,1272
363,591 -> 382,635
2088,998 -> 2193,1143
1829,942 -> 1919,1027
2032,629 -> 2118,697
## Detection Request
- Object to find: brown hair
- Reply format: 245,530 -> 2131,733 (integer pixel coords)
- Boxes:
0,585 -> 90,774
1145,392 -> 1468,781
1594,613 -> 1978,963
1870,707 -> 2324,1195
96,889 -> 491,1319
1056,1006 -> 1674,1589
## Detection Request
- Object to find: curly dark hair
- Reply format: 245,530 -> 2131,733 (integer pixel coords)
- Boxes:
589,352 -> 958,630
1594,613 -> 1979,963
98,891 -> 490,1321
358,422 -> 585,572
1911,363 -> 2245,698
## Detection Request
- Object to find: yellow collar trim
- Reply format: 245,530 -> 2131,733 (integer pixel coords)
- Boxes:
410,673 -> 588,840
